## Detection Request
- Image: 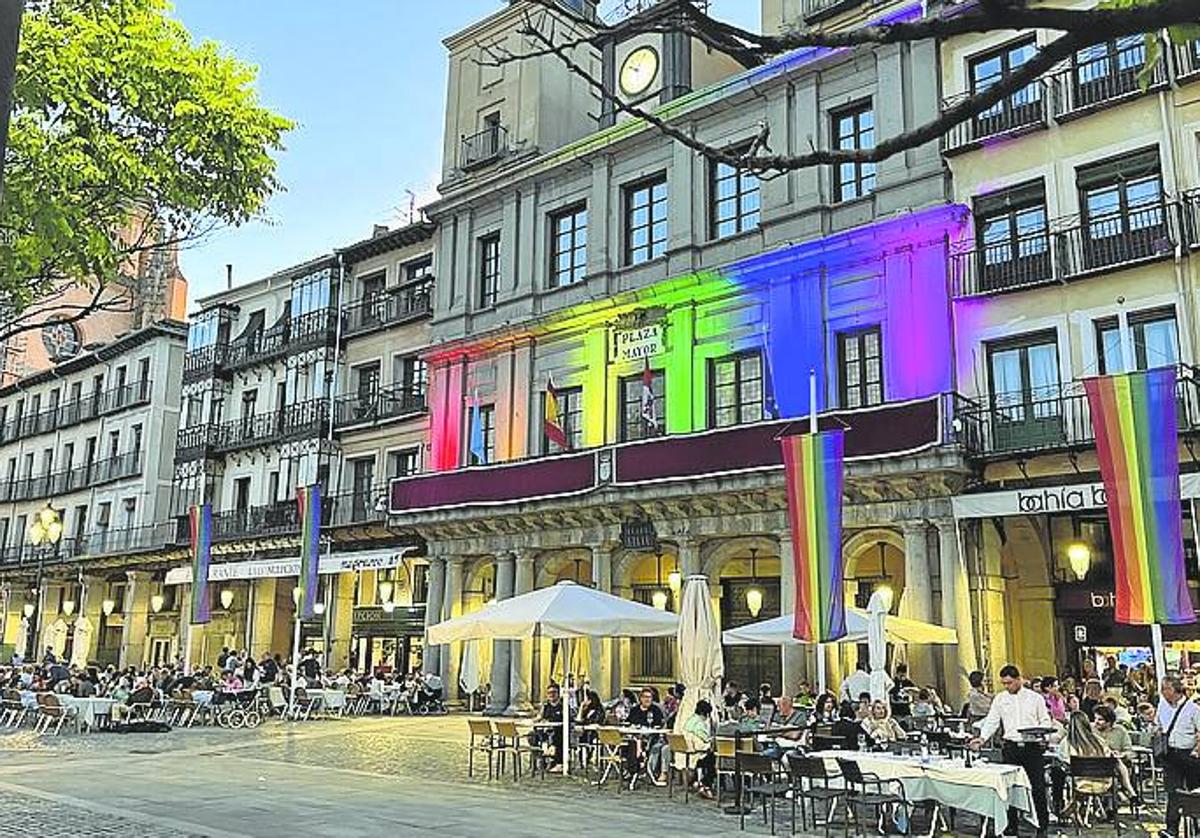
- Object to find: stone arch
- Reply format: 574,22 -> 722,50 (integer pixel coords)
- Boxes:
461,556 -> 496,615
700,535 -> 782,581
613,545 -> 680,591
535,548 -> 594,589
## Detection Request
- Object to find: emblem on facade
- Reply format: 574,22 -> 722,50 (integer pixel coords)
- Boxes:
41,319 -> 82,362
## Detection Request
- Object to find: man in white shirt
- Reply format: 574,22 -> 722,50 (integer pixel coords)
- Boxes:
1156,675 -> 1200,838
839,661 -> 871,705
971,664 -> 1051,836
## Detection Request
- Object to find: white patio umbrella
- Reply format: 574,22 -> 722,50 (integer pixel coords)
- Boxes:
722,607 -> 957,647
70,615 -> 94,669
428,580 -> 678,775
674,575 -> 723,733
865,590 -> 894,702
459,639 -> 482,706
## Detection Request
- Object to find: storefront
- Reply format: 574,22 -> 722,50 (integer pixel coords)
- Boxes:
350,605 -> 425,675
1057,584 -> 1200,674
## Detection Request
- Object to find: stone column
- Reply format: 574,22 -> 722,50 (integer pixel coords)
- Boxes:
329,571 -> 355,671
677,536 -> 701,579
507,552 -> 536,713
936,518 -> 978,708
589,545 -> 613,697
79,575 -> 104,664
119,571 -> 150,669
487,554 -> 515,714
422,557 -> 445,675
778,533 -> 805,696
248,578 -> 279,662
901,522 -> 935,684
441,557 -> 465,698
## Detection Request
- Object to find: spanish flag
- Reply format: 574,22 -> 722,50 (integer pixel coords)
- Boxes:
545,376 -> 569,449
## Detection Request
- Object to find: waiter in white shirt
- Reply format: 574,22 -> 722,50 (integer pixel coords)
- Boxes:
970,664 -> 1051,836
839,661 -> 871,704
1156,674 -> 1200,838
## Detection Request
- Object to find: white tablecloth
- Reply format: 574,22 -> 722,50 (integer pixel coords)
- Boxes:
810,750 -> 1037,833
191,690 -> 214,706
57,696 -> 117,730
19,690 -> 37,710
307,689 -> 346,712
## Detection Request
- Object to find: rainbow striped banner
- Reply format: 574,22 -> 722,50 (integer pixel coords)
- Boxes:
1085,368 -> 1195,625
188,503 -> 212,625
782,430 -> 847,643
296,484 -> 322,620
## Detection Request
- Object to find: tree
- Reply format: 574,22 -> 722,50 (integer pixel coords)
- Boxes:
493,0 -> 1199,176
0,0 -> 292,343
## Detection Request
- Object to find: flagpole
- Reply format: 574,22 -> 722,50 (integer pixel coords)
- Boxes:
809,368 -> 827,696
289,593 -> 302,718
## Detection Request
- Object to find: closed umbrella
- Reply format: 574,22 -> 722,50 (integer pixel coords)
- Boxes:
70,615 -> 93,669
428,580 -> 677,775
460,639 -> 481,707
674,575 -> 723,733
865,590 -> 894,702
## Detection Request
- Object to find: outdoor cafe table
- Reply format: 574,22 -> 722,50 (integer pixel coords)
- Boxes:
58,696 -> 116,731
809,749 -> 1037,835
306,689 -> 347,716
515,722 -> 666,785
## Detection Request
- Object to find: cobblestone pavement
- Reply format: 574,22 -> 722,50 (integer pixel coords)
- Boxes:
0,716 -> 1168,837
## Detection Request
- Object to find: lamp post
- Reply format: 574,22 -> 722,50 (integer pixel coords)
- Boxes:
26,503 -> 62,659
745,547 -> 764,618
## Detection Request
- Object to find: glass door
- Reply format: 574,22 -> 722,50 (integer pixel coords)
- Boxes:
988,334 -> 1065,452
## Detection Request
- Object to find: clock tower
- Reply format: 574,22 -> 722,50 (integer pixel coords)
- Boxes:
599,0 -> 755,128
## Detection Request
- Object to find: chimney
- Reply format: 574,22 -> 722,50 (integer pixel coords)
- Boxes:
226,263 -> 233,289
372,224 -> 389,238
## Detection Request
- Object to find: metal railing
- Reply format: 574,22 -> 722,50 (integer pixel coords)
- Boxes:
334,386 -> 426,429
1051,44 -> 1167,119
182,344 -> 229,383
943,80 -> 1049,153
951,202 -> 1180,298
460,124 -> 508,170
1178,41 -> 1200,80
797,0 -> 860,20
954,365 -> 1200,459
0,379 -> 153,446
225,309 -> 339,371
0,450 -> 144,504
342,280 -> 433,337
175,398 -> 330,460
327,487 -> 388,528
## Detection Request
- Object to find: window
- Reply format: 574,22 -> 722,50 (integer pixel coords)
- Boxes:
478,233 -> 500,308
832,103 -> 876,202
131,424 -> 143,456
620,369 -> 664,442
469,404 -> 495,465
41,447 -> 53,476
405,257 -> 433,282
710,155 -> 760,239
353,362 -> 381,399
542,385 -> 583,452
290,266 -> 333,317
72,505 -> 87,539
987,332 -> 1061,424
137,357 -> 150,396
1077,149 -> 1165,269
549,204 -> 588,288
968,38 -> 1041,128
350,456 -> 375,497
1073,35 -> 1148,106
837,328 -> 884,408
1096,308 -> 1179,374
62,442 -> 73,470
268,471 -> 280,504
624,175 -> 668,265
709,352 -> 764,428
388,448 -> 420,479
97,501 -> 111,530
107,430 -> 119,459
0,518 -> 8,551
631,585 -> 675,678
241,389 -> 257,422
395,355 -> 428,397
360,272 -> 385,303
973,180 -> 1050,291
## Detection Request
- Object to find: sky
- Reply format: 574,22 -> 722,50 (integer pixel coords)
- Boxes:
172,0 -> 760,306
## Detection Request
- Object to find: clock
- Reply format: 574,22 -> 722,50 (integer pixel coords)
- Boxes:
619,46 -> 659,97
41,319 -> 81,363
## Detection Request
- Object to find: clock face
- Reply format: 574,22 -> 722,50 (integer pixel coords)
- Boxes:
620,46 -> 659,97
41,319 -> 81,363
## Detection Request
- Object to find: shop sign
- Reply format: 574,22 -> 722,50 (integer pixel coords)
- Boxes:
352,605 -> 425,634
164,548 -> 413,585
620,517 -> 659,551
952,473 -> 1200,520
1074,625 -> 1088,643
611,324 -> 664,363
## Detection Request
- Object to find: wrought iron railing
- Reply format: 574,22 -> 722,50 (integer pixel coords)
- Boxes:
175,398 -> 330,459
225,309 -> 339,371
0,379 -> 153,446
797,0 -> 860,20
0,450 -> 144,504
1051,43 -> 1167,119
342,281 -> 433,337
943,80 -> 1049,153
460,124 -> 508,170
334,386 -> 426,428
953,365 -> 1200,459
1178,40 -> 1200,80
182,344 -> 229,383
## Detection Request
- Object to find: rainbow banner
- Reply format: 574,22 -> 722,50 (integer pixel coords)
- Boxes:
296,484 -> 322,620
188,503 -> 212,625
782,429 -> 847,643
1085,368 -> 1195,625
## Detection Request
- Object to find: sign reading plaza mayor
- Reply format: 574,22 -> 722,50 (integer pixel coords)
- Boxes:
951,473 -> 1200,519
611,323 -> 665,363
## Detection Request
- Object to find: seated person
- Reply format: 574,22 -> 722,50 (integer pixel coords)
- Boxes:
626,687 -> 666,781
861,699 -> 907,746
533,683 -> 565,771
679,699 -> 716,800
1051,711 -> 1136,814
912,688 -> 940,720
1093,705 -> 1133,760
737,697 -> 766,733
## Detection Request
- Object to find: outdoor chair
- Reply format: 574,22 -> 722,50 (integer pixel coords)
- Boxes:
467,718 -> 501,780
1,689 -> 27,728
35,693 -> 77,735
664,731 -> 706,803
1067,755 -> 1122,834
738,752 -> 790,835
288,687 -> 317,721
1177,788 -> 1200,837
788,754 -> 847,838
494,719 -> 546,781
593,726 -> 627,791
837,756 -> 911,837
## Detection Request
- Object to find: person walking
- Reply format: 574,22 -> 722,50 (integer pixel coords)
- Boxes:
972,664 -> 1052,836
1157,674 -> 1200,838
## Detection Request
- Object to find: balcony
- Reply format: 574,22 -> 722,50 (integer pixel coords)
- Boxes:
0,379 -> 153,446
1178,41 -> 1200,81
327,488 -> 388,528
0,450 -> 144,504
182,344 -> 229,384
953,365 -> 1200,460
943,80 -> 1049,154
1051,44 -> 1168,120
389,397 -> 946,514
342,281 -> 433,338
951,202 -> 1180,298
334,386 -> 426,430
798,0 -> 863,22
226,309 -> 339,372
460,124 -> 508,171
176,398 -> 331,460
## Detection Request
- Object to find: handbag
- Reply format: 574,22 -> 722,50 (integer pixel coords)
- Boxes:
1153,701 -> 1186,760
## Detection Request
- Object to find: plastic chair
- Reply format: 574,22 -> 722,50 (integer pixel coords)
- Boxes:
467,717 -> 500,780
664,731 -> 706,802
837,756 -> 911,836
594,727 -> 627,791
1067,755 -> 1121,833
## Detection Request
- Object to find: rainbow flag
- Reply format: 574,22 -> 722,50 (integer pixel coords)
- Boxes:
781,430 -> 847,642
188,503 -> 212,625
1085,368 -> 1194,625
296,484 -> 322,620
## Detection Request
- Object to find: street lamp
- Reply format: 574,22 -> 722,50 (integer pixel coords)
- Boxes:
61,598 -> 75,616
745,547 -> 764,618
149,593 -> 165,614
219,588 -> 234,610
377,578 -> 394,605
651,553 -> 670,610
22,601 -> 33,618
26,504 -> 62,658
101,598 -> 116,616
1067,542 -> 1092,581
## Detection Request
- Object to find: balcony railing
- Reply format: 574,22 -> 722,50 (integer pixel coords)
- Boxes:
176,398 -> 331,459
182,344 -> 229,384
334,386 -> 426,429
226,309 -> 339,371
0,379 -> 153,446
954,365 -> 1200,459
328,487 -> 388,528
797,0 -> 861,21
460,124 -> 508,171
0,450 -> 144,504
1051,44 -> 1168,120
342,281 -> 433,337
1178,41 -> 1200,81
943,80 -> 1049,154
951,202 -> 1180,298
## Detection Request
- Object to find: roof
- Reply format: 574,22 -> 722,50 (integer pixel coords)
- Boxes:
336,221 -> 437,266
